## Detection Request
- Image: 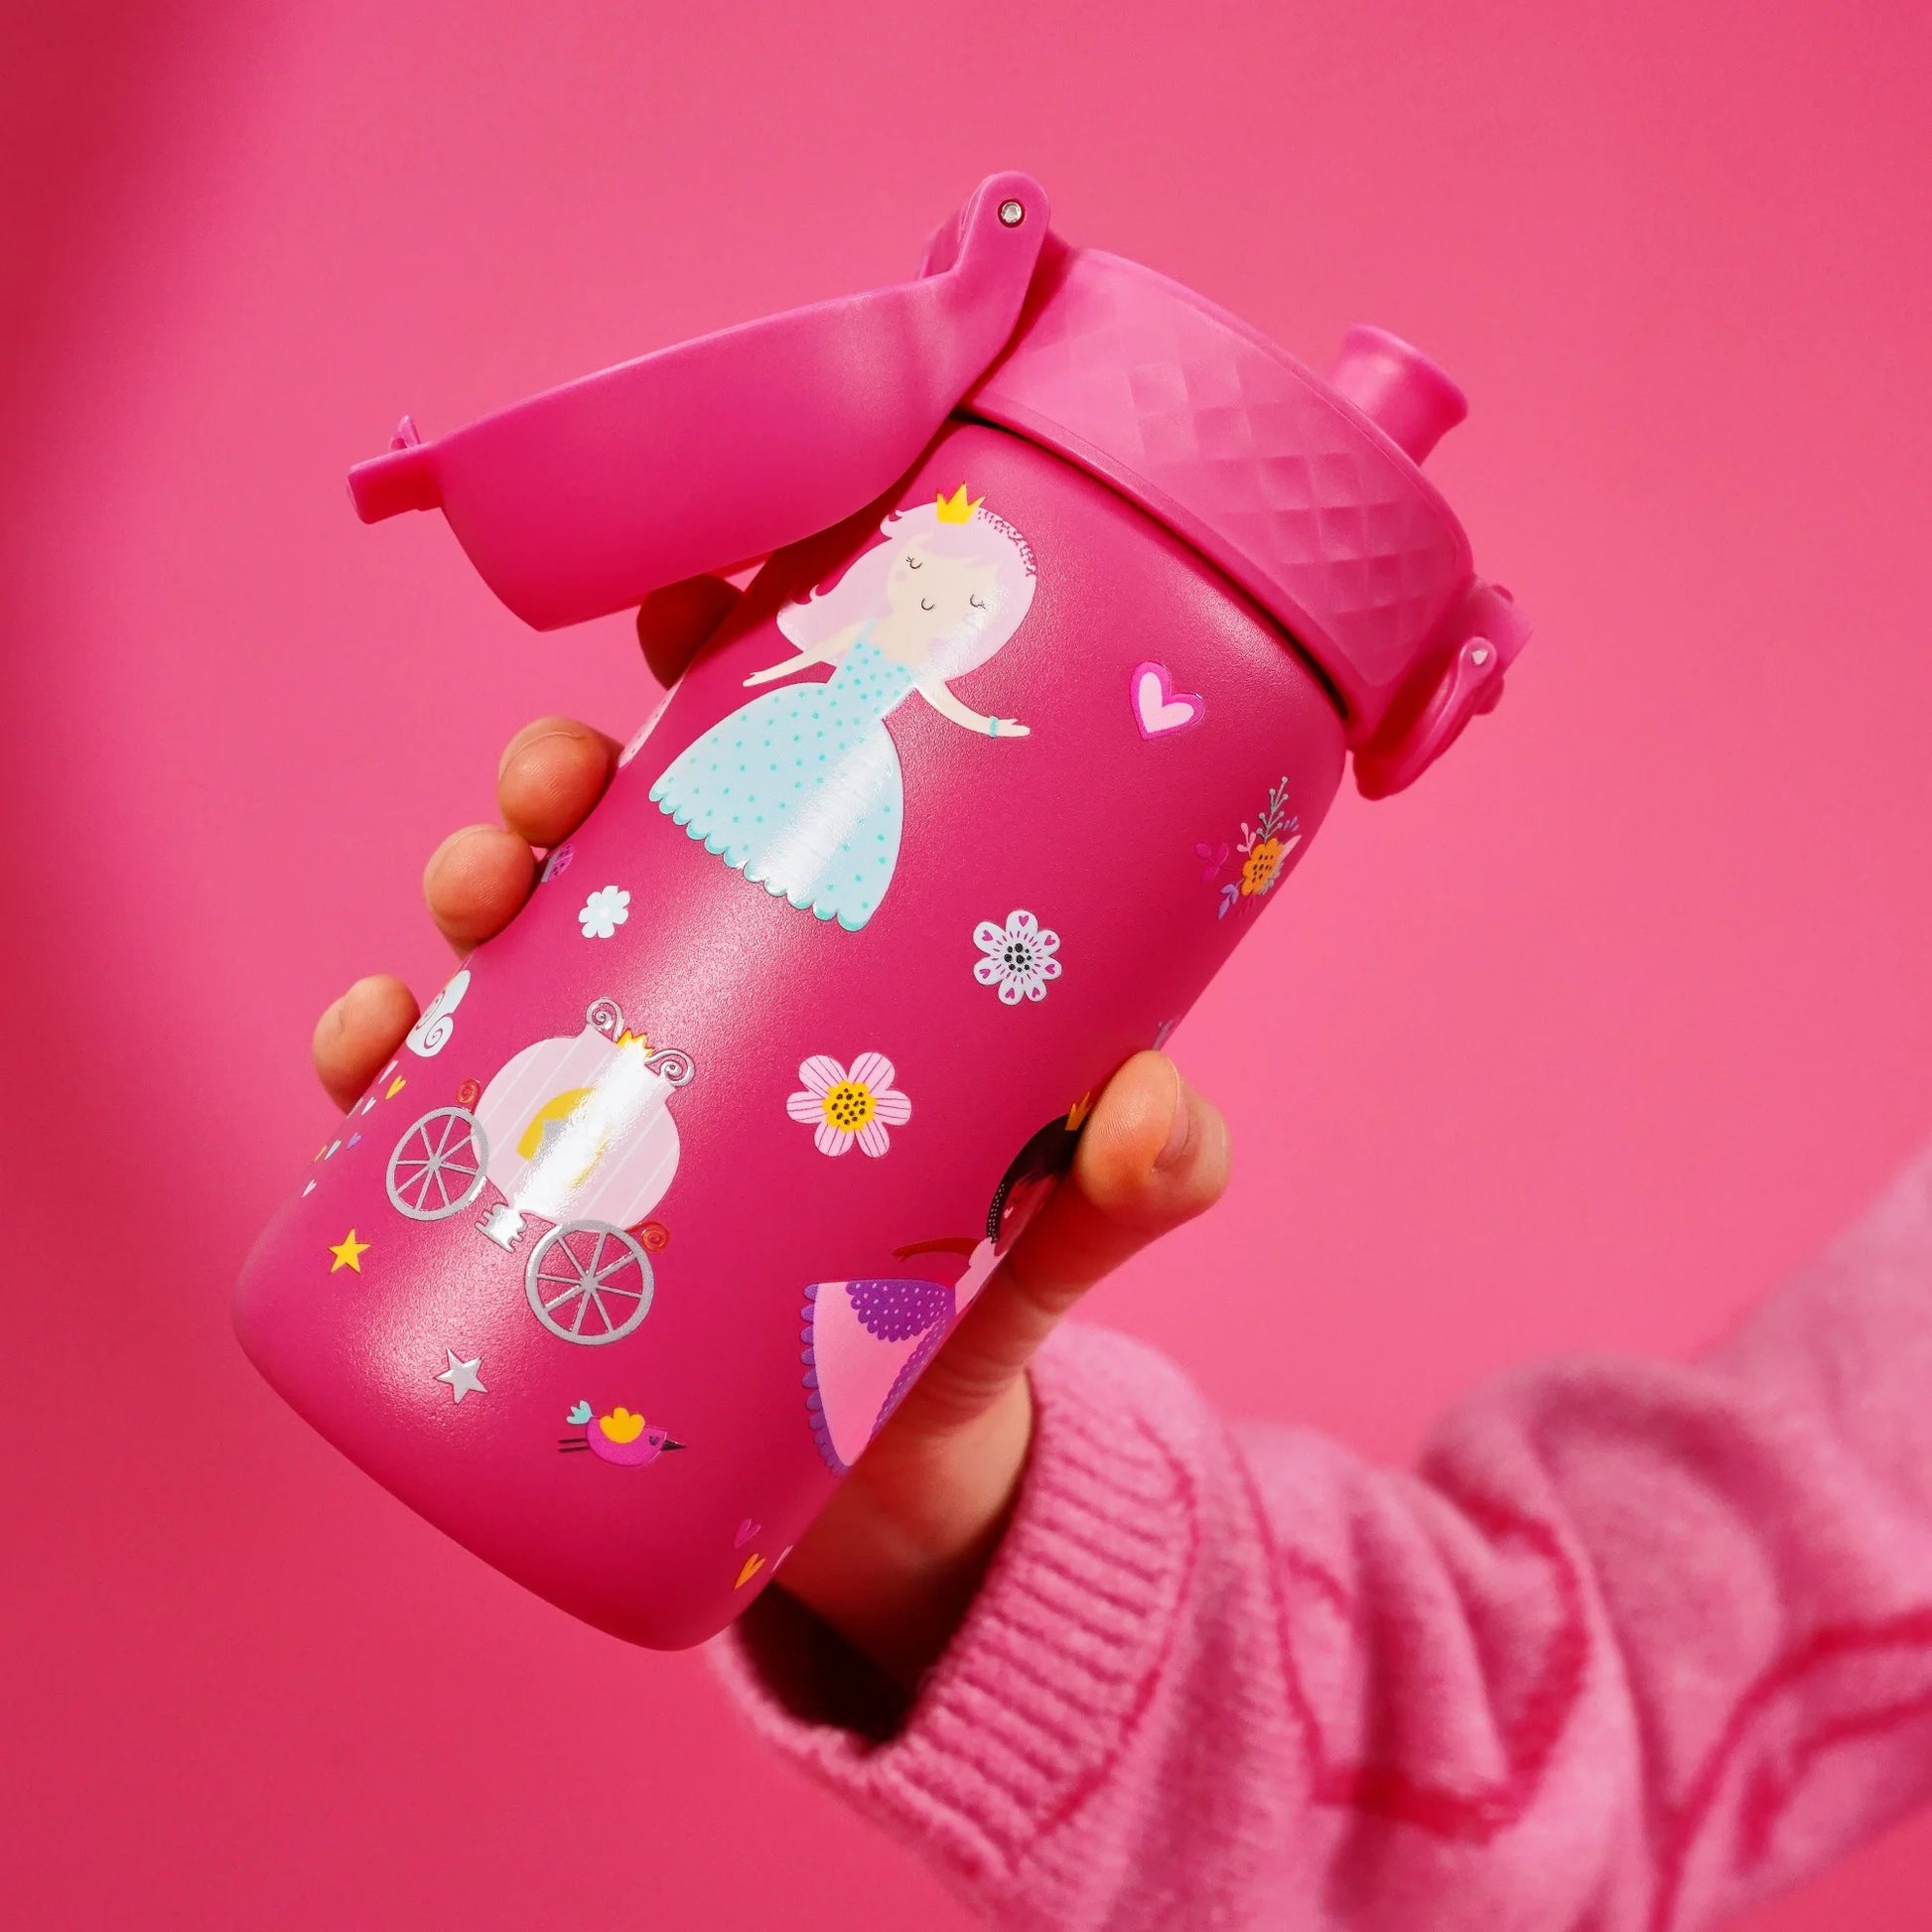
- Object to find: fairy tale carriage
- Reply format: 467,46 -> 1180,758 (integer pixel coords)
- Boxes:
383,998 -> 694,1346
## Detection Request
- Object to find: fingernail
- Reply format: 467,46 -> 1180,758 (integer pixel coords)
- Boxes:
425,826 -> 467,871
497,726 -> 584,783
1155,1063 -> 1193,1171
423,824 -> 493,893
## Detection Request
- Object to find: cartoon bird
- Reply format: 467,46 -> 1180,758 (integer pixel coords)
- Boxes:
559,1401 -> 685,1467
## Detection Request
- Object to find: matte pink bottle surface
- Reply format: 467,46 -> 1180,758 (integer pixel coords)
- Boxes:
235,174 -> 1531,1649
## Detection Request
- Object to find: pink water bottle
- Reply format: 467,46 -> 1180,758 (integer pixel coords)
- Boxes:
234,172 -> 1532,1649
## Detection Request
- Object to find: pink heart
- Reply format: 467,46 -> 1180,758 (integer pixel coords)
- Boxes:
734,1518 -> 759,1549
1131,661 -> 1204,739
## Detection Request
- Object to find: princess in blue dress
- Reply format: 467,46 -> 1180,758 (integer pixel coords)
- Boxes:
649,485 -> 1037,931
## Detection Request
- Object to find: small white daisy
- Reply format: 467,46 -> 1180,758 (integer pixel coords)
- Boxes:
973,909 -> 1061,1004
578,885 -> 630,939
786,1052 -> 912,1158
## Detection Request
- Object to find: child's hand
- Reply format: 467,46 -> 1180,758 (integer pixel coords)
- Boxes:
311,578 -> 1231,1693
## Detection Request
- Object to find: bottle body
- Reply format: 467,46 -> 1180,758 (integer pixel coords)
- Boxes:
234,421 -> 1346,1648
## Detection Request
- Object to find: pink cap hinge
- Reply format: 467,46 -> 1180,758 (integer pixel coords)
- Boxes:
1351,579 -> 1532,799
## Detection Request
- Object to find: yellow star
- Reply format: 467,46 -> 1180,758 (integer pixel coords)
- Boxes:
329,1229 -> 371,1274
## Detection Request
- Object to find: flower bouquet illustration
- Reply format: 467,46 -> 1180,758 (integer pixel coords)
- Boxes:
1198,777 -> 1302,919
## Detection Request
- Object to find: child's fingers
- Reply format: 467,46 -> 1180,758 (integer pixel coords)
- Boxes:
452,582 -> 736,941
635,574 -> 741,686
423,824 -> 537,951
312,974 -> 419,1111
894,1051 -> 1230,1439
769,1054 -> 1228,1683
496,717 -> 620,851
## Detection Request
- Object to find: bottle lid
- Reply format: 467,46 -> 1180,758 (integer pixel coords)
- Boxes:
346,174 -> 1529,795
964,245 -> 1530,785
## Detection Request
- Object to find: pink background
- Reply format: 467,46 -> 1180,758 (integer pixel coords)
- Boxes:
4,2 -> 1929,1925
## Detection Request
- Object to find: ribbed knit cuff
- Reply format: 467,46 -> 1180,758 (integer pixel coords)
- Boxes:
708,1322 -> 1204,1910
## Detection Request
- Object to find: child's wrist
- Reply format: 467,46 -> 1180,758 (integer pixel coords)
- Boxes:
772,1376 -> 1035,1694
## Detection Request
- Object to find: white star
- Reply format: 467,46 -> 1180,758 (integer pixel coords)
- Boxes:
436,1349 -> 486,1403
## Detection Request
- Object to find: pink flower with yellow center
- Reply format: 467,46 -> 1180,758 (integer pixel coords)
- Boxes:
786,1053 -> 912,1159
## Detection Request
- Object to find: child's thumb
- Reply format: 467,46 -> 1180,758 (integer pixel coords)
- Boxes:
896,1052 -> 1231,1437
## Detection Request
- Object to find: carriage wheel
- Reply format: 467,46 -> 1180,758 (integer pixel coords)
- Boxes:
525,1221 -> 654,1346
386,1107 -> 490,1221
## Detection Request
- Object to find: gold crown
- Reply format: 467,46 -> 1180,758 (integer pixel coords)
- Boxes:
1066,1090 -> 1094,1132
616,1027 -> 650,1051
934,483 -> 983,523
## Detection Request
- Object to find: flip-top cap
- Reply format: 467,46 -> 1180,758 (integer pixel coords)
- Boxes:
347,173 -> 1529,794
348,173 -> 1050,630
961,243 -> 1530,782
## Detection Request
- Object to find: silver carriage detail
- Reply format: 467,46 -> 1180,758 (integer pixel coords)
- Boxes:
382,998 -> 694,1346
385,1105 -> 491,1221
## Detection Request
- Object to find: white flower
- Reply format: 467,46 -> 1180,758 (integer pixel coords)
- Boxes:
785,1052 -> 912,1158
578,885 -> 630,939
973,909 -> 1061,1004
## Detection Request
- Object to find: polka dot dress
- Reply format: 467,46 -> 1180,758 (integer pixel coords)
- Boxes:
848,1277 -> 955,1341
650,630 -> 916,931
801,1274 -> 959,1474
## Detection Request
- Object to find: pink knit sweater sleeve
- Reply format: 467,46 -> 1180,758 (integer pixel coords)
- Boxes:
710,1145 -> 1932,1931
